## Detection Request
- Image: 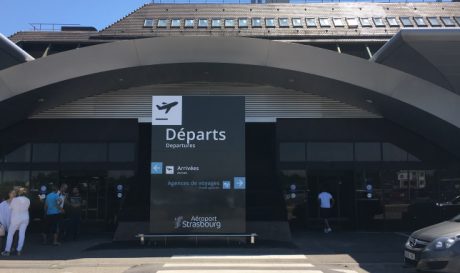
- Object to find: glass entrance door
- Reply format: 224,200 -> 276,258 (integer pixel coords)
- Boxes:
60,171 -> 108,223
306,170 -> 355,229
279,169 -> 308,228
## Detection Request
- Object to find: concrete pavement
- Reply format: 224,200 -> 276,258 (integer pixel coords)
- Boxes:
0,231 -> 416,273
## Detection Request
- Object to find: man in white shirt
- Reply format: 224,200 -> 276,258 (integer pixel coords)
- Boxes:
318,189 -> 334,233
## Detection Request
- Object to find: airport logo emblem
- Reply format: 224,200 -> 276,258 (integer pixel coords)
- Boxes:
222,181 -> 231,190
234,177 -> 246,189
151,162 -> 163,174
152,96 -> 182,125
165,165 -> 175,175
174,216 -> 184,229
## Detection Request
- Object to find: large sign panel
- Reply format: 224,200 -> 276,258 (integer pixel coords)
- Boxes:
150,96 -> 245,233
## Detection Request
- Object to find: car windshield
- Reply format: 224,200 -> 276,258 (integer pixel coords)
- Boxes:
452,214 -> 460,222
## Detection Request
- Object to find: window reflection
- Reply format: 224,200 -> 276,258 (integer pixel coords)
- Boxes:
4,144 -> 31,163
1,170 -> 30,198
280,143 -> 305,162
108,143 -> 135,162
33,143 -> 59,162
61,143 -> 107,162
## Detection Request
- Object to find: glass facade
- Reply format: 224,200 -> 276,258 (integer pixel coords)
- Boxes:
32,143 -> 59,162
61,143 -> 107,162
4,144 -> 31,163
280,143 -> 305,162
278,139 -> 460,230
0,142 -> 136,199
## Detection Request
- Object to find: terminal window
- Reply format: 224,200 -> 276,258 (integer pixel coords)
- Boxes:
265,18 -> 275,28
252,18 -> 262,28
61,143 -> 107,162
346,18 -> 359,28
184,19 -> 194,28
171,19 -> 181,28
373,17 -> 385,27
414,17 -> 427,27
427,17 -> 441,27
307,142 -> 353,162
279,18 -> 289,28
292,18 -> 303,28
225,19 -> 235,28
319,18 -> 331,27
143,19 -> 153,28
333,18 -> 344,27
400,17 -> 413,27
4,144 -> 31,163
455,17 -> 460,25
238,18 -> 249,28
32,143 -> 59,162
198,19 -> 208,28
441,17 -> 456,27
211,19 -> 221,28
360,18 -> 372,27
280,143 -> 305,162
157,19 -> 168,28
386,17 -> 399,27
382,143 -> 408,162
306,18 -> 316,27
355,143 -> 381,162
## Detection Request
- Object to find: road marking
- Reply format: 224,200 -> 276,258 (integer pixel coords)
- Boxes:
171,255 -> 307,260
331,269 -> 359,273
163,263 -> 315,268
157,269 -> 324,273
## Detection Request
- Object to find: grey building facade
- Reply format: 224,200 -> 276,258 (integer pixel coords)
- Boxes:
1,2 -> 460,240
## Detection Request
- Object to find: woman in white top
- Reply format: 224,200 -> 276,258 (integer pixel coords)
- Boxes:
0,189 -> 17,246
1,187 -> 30,256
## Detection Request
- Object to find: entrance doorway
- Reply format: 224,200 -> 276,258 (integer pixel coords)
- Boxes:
60,171 -> 108,230
280,168 -> 355,230
306,170 -> 355,229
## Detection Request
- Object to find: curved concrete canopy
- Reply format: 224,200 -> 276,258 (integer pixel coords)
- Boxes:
1,36 -> 460,158
372,29 -> 460,95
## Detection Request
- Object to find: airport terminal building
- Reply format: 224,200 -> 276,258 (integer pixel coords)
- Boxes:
1,2 -> 460,240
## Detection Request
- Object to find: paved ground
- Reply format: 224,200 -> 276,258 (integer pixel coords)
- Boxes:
0,231 -> 417,273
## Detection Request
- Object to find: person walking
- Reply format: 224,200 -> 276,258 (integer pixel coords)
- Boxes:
0,189 -> 16,247
318,187 -> 334,233
67,187 -> 82,240
43,186 -> 62,245
2,187 -> 30,256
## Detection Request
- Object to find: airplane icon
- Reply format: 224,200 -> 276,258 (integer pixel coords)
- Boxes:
156,101 -> 178,114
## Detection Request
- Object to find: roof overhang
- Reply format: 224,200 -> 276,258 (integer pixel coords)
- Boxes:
1,35 -> 460,158
372,29 -> 460,95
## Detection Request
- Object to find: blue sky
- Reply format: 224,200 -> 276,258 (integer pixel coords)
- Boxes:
0,0 -> 149,36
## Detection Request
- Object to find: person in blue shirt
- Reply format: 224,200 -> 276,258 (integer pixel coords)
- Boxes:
43,185 -> 63,245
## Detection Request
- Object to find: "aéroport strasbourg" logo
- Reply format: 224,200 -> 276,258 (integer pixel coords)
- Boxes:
174,215 -> 222,230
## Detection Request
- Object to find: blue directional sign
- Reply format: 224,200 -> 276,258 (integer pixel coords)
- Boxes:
151,162 -> 163,174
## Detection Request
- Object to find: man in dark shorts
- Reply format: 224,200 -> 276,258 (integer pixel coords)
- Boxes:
318,189 -> 334,233
44,186 -> 62,245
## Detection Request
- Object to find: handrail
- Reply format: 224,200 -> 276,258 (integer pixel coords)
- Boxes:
29,23 -> 80,32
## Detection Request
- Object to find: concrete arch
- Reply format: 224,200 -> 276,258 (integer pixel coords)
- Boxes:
1,36 -> 460,157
